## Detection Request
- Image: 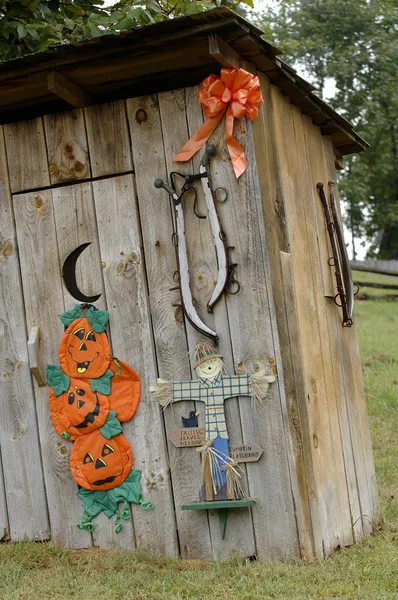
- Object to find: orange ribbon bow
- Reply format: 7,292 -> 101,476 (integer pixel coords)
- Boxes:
173,68 -> 263,179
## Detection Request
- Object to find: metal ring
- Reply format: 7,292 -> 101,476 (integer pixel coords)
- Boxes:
334,293 -> 347,308
328,256 -> 336,267
353,282 -> 360,296
171,233 -> 178,248
227,280 -> 241,295
173,271 -> 180,283
215,187 -> 228,203
328,222 -> 336,234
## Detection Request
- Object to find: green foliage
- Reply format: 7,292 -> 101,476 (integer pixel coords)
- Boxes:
0,0 -> 251,60
259,0 -> 398,258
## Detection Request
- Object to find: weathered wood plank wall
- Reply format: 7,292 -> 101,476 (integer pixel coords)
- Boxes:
0,80 -> 376,559
252,71 -> 378,557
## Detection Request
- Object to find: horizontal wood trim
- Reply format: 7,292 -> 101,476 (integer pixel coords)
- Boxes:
0,9 -> 366,155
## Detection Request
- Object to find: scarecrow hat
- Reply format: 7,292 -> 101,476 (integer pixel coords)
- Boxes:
194,343 -> 223,368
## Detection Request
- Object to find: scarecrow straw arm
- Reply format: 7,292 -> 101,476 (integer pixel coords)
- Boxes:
221,371 -> 276,406
150,378 -> 203,409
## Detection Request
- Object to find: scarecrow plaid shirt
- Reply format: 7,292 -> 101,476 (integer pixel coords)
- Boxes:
172,373 -> 252,440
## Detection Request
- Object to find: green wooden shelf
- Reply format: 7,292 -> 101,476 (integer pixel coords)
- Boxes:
181,499 -> 256,539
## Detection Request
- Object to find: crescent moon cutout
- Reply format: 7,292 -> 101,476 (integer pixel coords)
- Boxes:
62,243 -> 102,303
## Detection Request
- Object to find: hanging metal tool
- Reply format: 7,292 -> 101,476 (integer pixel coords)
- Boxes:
328,182 -> 355,322
198,145 -> 229,312
154,176 -> 218,342
317,182 -> 355,327
154,143 -> 235,341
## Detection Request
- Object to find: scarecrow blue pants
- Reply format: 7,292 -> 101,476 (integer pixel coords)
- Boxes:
212,436 -> 229,489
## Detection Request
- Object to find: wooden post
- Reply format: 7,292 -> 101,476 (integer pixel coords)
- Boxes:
208,33 -> 241,69
47,72 -> 90,108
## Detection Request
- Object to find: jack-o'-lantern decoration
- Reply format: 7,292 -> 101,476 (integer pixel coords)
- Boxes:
108,359 -> 140,422
47,303 -> 152,533
70,430 -> 133,491
59,316 -> 111,379
49,378 -> 110,440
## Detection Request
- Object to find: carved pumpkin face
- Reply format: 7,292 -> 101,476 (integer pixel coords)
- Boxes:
108,359 -> 141,423
70,431 -> 133,491
59,317 -> 111,379
49,378 -> 110,441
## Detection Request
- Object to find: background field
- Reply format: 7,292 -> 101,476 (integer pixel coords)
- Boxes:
0,299 -> 397,600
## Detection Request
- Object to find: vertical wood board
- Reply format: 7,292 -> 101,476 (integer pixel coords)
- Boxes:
127,93 -> 212,559
252,75 -> 315,560
4,118 -> 50,193
0,126 -> 50,541
159,86 -> 256,559
44,109 -> 91,185
303,117 -> 364,542
85,101 -> 133,177
322,138 -> 378,533
290,105 -> 353,548
93,174 -> 178,555
207,104 -> 299,560
52,182 -> 105,311
272,87 -> 345,555
13,188 -> 92,549
0,450 -> 9,540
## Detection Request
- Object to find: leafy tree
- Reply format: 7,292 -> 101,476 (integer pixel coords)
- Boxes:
0,0 -> 252,60
258,0 -> 398,258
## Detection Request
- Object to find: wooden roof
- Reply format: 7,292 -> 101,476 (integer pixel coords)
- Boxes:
0,7 -> 367,154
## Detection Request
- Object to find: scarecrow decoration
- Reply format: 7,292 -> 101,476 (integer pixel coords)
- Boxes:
47,304 -> 152,534
151,343 -> 276,502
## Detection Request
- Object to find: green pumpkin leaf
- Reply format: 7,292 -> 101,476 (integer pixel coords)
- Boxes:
87,307 -> 109,333
99,411 -> 122,439
60,304 -> 83,327
77,469 -> 146,521
90,369 -> 114,395
46,365 -> 70,396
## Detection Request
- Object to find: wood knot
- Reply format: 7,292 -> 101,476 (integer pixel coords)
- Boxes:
236,361 -> 245,375
33,195 -> 43,209
74,161 -> 85,174
313,433 -> 319,449
135,109 -> 147,123
174,305 -> 184,324
0,240 -> 13,261
56,440 -> 69,456
116,252 -> 140,277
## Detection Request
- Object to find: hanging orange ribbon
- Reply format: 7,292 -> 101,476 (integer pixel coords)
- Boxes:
173,68 -> 263,179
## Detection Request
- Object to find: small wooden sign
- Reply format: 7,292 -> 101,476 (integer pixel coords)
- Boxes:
229,443 -> 263,463
169,427 -> 206,448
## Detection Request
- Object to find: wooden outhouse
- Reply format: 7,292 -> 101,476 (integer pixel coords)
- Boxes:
0,8 -> 378,560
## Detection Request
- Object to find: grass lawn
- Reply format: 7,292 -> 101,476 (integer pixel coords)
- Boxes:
0,301 -> 397,600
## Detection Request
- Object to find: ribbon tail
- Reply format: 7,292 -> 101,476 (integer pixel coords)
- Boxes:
173,110 -> 225,163
225,109 -> 247,179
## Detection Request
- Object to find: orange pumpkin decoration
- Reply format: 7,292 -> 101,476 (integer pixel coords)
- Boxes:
59,317 -> 111,379
108,359 -> 140,423
70,430 -> 133,491
49,378 -> 110,441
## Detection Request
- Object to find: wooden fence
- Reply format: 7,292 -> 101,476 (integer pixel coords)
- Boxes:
351,259 -> 398,276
